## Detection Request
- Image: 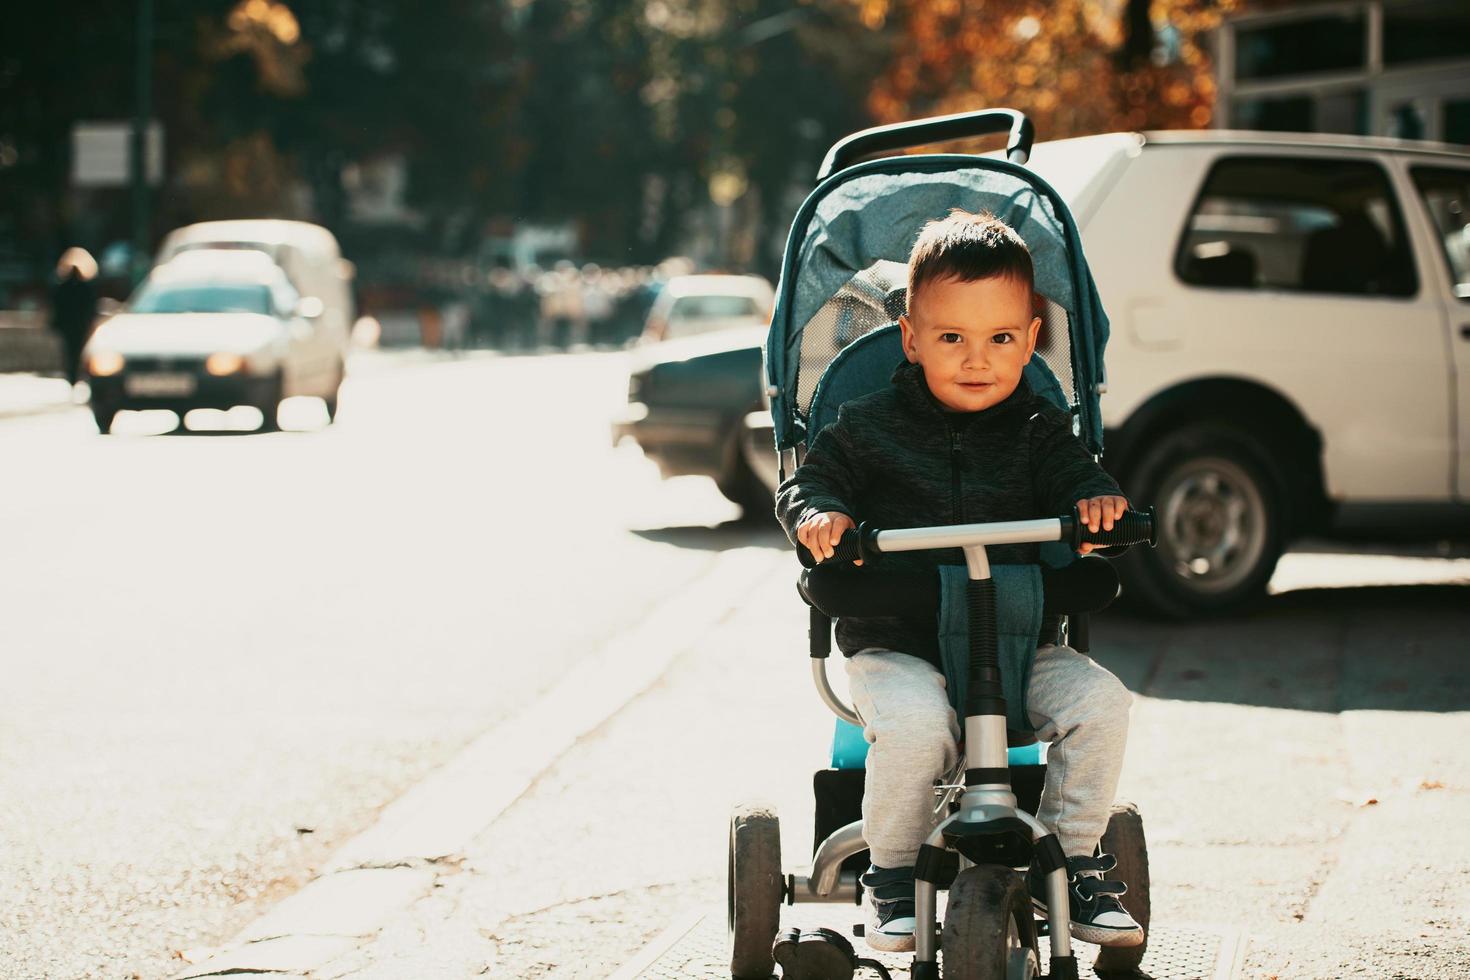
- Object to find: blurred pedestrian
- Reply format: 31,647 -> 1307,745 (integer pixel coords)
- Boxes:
50,248 -> 99,384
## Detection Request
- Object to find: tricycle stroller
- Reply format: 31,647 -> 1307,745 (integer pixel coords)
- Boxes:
729,109 -> 1159,980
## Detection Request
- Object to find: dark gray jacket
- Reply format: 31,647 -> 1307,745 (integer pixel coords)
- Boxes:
776,361 -> 1122,665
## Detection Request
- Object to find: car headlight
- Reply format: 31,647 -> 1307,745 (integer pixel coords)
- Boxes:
206,352 -> 246,376
88,352 -> 124,377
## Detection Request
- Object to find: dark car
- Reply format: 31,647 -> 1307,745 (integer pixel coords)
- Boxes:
612,325 -> 774,515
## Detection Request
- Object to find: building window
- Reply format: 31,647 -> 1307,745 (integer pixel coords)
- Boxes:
1234,90 -> 1367,135
1409,167 -> 1470,298
1177,156 -> 1417,298
1384,0 -> 1470,67
1234,12 -> 1367,81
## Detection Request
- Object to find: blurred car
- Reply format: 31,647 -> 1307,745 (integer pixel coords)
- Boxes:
613,322 -> 771,515
637,274 -> 773,344
84,249 -> 347,432
156,220 -> 356,345
621,132 -> 1470,594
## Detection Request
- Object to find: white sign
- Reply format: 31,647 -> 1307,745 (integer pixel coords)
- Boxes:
72,121 -> 163,188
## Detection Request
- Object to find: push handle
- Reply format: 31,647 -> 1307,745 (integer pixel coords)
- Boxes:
796,529 -> 864,569
817,108 -> 1036,180
1065,506 -> 1157,551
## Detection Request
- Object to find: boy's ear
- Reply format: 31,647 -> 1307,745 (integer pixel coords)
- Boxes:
899,314 -> 920,363
1022,316 -> 1042,362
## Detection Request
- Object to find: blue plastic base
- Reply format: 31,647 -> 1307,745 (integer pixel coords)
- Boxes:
830,718 -> 1048,769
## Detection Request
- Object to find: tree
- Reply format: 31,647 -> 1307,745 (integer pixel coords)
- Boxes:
853,0 -> 1237,141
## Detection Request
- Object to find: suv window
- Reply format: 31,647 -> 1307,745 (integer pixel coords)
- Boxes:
1177,156 -> 1417,297
1409,166 -> 1470,299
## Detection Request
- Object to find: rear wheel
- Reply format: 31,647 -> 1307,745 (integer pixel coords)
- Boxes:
256,375 -> 283,432
942,865 -> 1039,980
92,404 -> 117,434
728,804 -> 782,979
717,414 -> 775,520
1093,803 -> 1151,976
1117,424 -> 1285,617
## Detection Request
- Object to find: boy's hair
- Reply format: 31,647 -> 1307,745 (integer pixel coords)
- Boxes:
906,209 -> 1034,314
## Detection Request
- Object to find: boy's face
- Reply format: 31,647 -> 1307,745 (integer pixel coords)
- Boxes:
899,274 -> 1042,413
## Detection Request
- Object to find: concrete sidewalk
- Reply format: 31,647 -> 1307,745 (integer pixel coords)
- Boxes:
171,543 -> 1470,979
0,373 -> 79,419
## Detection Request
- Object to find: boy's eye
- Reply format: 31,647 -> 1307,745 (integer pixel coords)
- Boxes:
940,332 -> 963,344
992,332 -> 1014,344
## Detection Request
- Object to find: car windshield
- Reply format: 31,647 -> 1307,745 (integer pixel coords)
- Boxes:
664,294 -> 762,339
130,282 -> 274,315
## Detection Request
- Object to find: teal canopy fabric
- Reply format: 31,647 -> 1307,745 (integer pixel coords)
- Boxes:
766,154 -> 1109,458
938,564 -> 1044,733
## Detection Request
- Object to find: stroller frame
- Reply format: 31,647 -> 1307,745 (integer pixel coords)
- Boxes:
793,511 -> 1154,980
733,108 -> 1159,980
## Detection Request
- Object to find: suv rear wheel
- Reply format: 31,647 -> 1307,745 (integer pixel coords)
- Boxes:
1117,424 -> 1285,617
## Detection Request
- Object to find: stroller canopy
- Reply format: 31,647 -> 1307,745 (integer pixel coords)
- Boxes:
766,155 -> 1111,458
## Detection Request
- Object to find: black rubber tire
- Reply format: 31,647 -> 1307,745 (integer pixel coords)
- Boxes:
716,432 -> 776,520
1116,423 -> 1286,618
257,376 -> 283,432
1093,803 -> 1151,977
942,865 -> 1039,980
324,362 -> 344,422
728,804 -> 782,979
92,405 -> 116,434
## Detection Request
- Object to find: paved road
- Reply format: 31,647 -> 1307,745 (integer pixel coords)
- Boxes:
5,352 -> 1469,979
0,352 -> 758,979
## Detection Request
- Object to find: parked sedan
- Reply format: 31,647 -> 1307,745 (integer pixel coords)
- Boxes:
612,325 -> 771,515
84,249 -> 346,432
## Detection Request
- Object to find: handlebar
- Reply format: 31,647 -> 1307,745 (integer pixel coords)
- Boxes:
817,108 -> 1036,180
795,508 -> 1156,569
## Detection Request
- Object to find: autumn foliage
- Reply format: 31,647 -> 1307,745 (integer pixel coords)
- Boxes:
853,0 -> 1239,141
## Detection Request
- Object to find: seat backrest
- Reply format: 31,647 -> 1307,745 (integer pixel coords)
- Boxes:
807,322 -> 1072,444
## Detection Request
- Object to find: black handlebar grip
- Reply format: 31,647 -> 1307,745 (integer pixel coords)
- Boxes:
797,529 -> 864,569
1069,506 -> 1157,550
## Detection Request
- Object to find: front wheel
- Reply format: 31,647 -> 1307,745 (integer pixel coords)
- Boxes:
1094,803 -> 1151,976
942,865 -> 1039,980
1116,424 -> 1285,617
728,804 -> 782,979
323,360 -> 344,422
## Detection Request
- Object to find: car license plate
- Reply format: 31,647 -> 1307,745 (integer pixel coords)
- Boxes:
125,372 -> 197,397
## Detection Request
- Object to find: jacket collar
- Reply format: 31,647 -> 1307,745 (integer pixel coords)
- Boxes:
890,359 -> 1037,425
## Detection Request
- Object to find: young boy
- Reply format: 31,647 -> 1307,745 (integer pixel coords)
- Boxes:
776,210 -> 1143,952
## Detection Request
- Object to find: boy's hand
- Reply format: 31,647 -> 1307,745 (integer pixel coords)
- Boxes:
796,511 -> 861,564
1076,495 -> 1129,555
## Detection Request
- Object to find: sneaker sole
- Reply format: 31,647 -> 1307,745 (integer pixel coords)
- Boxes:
1031,898 -> 1145,948
865,930 -> 917,953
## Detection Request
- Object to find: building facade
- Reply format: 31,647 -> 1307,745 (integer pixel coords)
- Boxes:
1216,0 -> 1470,144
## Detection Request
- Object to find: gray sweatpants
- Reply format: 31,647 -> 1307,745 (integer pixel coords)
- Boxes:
845,644 -> 1131,867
